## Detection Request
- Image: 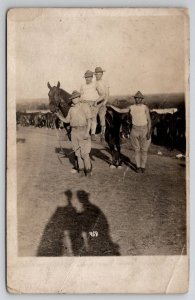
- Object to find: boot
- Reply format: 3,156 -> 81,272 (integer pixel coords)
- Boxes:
100,133 -> 105,142
91,134 -> 96,141
85,164 -> 93,177
136,167 -> 142,173
86,169 -> 92,177
78,169 -> 85,177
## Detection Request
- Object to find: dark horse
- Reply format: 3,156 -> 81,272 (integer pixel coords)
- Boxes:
47,82 -> 131,167
47,81 -> 72,140
105,105 -> 131,167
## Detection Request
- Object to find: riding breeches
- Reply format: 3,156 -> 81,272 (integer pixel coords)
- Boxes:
71,127 -> 91,170
130,125 -> 151,168
98,104 -> 107,127
86,102 -> 98,135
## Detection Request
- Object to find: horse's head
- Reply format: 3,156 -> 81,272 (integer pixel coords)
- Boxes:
47,81 -> 61,113
47,82 -> 72,117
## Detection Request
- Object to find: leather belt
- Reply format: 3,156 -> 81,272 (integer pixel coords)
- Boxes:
72,125 -> 87,129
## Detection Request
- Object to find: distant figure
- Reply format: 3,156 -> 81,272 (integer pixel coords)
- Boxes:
129,91 -> 151,173
94,66 -> 109,142
80,70 -> 104,141
56,90 -> 92,177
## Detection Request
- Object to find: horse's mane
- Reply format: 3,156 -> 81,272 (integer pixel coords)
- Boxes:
59,88 -> 71,98
59,88 -> 71,104
58,88 -> 72,117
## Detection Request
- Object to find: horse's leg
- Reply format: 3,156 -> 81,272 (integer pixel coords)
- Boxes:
105,132 -> 116,167
110,147 -> 117,168
116,143 -> 121,167
114,115 -> 122,167
105,109 -> 122,168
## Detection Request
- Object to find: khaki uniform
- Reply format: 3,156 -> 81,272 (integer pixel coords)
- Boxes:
96,79 -> 109,128
80,81 -> 103,134
60,102 -> 92,171
130,104 -> 151,168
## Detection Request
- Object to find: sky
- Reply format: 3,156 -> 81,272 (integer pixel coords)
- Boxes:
8,9 -> 186,101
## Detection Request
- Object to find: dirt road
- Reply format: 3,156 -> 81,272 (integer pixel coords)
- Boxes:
17,127 -> 186,256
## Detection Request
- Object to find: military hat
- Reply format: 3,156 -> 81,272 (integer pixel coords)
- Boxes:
69,90 -> 81,100
94,66 -> 105,73
134,91 -> 144,99
84,70 -> 94,78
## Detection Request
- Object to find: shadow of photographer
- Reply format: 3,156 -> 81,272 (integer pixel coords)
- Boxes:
37,189 -> 120,256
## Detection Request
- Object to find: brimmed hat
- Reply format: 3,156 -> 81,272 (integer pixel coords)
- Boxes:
134,91 -> 144,99
84,70 -> 93,78
94,67 -> 105,74
69,90 -> 81,100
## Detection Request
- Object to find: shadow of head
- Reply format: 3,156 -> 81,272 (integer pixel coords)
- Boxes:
77,190 -> 90,207
64,189 -> 73,204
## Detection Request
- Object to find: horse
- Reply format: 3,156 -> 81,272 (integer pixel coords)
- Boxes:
47,81 -> 72,140
105,105 -> 131,168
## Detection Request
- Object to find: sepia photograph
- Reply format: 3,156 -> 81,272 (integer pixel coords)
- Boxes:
7,8 -> 189,293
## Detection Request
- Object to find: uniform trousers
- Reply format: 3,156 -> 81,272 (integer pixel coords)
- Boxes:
98,103 -> 107,128
71,127 -> 91,171
130,125 -> 151,168
86,102 -> 99,135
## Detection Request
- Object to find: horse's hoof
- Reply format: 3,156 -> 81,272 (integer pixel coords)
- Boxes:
110,164 -> 116,169
117,165 -> 123,169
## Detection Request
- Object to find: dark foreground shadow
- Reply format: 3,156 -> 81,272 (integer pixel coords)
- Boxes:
55,147 -> 76,167
55,147 -> 112,166
90,148 -> 111,165
37,190 -> 120,256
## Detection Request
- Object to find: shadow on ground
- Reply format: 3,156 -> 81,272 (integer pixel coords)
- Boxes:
37,190 -> 120,256
55,146 -> 136,171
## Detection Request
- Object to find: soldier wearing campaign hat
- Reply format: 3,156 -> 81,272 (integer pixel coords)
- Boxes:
56,90 -> 93,177
129,91 -> 151,173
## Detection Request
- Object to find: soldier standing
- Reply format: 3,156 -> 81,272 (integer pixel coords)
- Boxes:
129,91 -> 151,173
56,90 -> 92,177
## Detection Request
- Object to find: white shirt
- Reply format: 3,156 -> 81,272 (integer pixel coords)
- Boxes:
80,82 -> 99,102
58,102 -> 92,127
130,104 -> 148,126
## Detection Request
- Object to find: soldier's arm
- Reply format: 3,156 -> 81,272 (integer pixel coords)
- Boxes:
94,83 -> 105,106
55,111 -> 70,123
104,82 -> 110,105
80,85 -> 84,101
146,106 -> 151,136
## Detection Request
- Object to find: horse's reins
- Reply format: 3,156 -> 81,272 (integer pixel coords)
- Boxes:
53,116 -> 80,165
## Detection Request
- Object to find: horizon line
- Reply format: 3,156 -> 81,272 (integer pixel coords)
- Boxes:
16,91 -> 185,102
